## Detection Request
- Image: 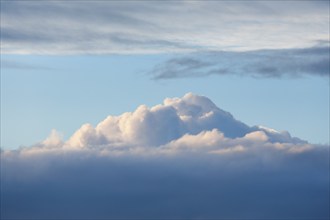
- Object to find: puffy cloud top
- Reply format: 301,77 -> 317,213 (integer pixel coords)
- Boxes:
14,93 -> 309,156
81,92 -> 251,147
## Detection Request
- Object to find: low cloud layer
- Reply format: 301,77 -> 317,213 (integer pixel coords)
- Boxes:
151,46 -> 330,79
1,93 -> 329,218
1,1 -> 329,54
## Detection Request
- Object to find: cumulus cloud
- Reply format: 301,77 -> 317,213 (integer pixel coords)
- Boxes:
14,93 -> 308,154
1,93 -> 329,218
151,46 -> 330,79
1,1 -> 329,54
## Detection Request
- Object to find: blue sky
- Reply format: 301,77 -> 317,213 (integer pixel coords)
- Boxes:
1,1 -> 329,150
1,52 -> 329,149
0,1 -> 329,219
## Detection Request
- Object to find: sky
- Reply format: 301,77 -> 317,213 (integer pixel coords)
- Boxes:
0,0 -> 329,219
1,0 -> 329,149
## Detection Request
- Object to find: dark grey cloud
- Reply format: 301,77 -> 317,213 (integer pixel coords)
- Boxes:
0,1 -> 190,54
1,146 -> 328,219
108,34 -> 191,49
1,1 -> 328,54
151,46 -> 330,79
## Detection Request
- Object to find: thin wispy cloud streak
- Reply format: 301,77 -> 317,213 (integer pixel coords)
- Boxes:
1,60 -> 54,71
151,46 -> 330,79
1,1 -> 329,54
1,93 -> 329,218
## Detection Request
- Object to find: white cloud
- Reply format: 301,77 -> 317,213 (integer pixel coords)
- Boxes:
41,129 -> 63,147
4,93 -> 318,157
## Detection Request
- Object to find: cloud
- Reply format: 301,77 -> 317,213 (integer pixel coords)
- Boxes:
19,93 -> 307,152
1,145 -> 328,219
1,93 -> 329,218
1,60 -> 53,70
150,46 -> 330,79
1,1 -> 329,54
0,93 -> 312,157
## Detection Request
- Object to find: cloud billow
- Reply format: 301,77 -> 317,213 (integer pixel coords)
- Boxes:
1,93 -> 329,218
10,93 -> 307,151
